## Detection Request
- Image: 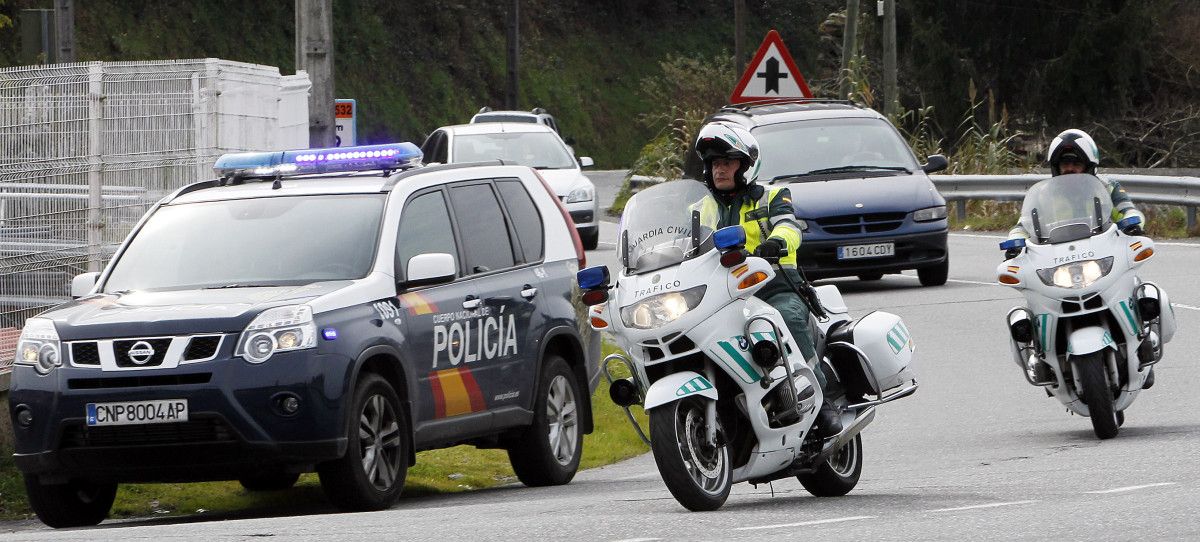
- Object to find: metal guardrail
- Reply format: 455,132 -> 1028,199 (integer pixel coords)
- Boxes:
930,174 -> 1200,229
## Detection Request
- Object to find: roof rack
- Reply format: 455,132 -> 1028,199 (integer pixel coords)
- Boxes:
718,98 -> 856,115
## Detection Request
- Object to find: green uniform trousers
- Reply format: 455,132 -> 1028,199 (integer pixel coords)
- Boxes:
760,290 -> 830,390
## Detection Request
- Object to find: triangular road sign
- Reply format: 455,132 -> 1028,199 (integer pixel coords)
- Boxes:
730,29 -> 812,103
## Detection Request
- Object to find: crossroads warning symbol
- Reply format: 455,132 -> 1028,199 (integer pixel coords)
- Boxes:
730,29 -> 812,103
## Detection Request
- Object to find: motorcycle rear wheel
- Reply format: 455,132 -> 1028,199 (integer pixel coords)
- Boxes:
797,433 -> 862,497
648,397 -> 731,511
1077,353 -> 1120,439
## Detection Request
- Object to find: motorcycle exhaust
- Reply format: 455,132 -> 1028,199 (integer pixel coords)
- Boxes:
818,406 -> 876,462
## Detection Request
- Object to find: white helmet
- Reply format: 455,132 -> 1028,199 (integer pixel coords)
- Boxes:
694,122 -> 761,190
1047,129 -> 1100,176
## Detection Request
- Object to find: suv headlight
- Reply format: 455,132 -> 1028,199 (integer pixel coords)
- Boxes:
620,286 -> 706,330
14,318 -> 61,375
565,185 -> 594,203
913,205 -> 947,222
1036,257 -> 1114,289
236,305 -> 317,363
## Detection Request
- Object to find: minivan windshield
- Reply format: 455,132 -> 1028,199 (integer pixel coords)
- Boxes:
1019,173 -> 1113,244
619,180 -> 714,274
754,117 -> 919,181
453,132 -> 576,169
103,194 -> 385,292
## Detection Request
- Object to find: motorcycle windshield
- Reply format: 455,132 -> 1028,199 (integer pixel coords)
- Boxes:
1019,174 -> 1114,244
619,180 -> 715,274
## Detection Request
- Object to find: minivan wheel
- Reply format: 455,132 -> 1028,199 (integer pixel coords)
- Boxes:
318,373 -> 409,511
23,475 -> 116,528
507,355 -> 583,486
918,259 -> 949,286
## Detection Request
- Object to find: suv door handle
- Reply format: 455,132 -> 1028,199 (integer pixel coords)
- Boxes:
520,285 -> 538,300
462,295 -> 481,310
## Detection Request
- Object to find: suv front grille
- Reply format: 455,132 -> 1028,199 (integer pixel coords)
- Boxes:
815,212 -> 907,234
71,342 -> 101,365
184,335 -> 222,361
113,338 -> 172,367
60,417 -> 234,448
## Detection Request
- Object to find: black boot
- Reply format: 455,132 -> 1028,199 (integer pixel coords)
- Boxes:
814,401 -> 843,439
1142,367 -> 1155,390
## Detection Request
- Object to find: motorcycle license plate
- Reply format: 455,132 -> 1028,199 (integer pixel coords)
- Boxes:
86,399 -> 188,426
837,242 -> 895,260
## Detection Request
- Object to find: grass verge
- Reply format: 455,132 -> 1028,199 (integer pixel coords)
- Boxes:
0,340 -> 648,522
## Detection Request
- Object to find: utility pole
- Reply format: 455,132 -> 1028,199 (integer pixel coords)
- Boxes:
734,0 -> 745,77
505,0 -> 519,110
295,0 -> 335,148
54,0 -> 74,63
839,0 -> 859,100
882,0 -> 897,116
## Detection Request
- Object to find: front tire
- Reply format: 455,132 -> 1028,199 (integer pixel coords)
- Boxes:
797,433 -> 863,497
23,476 -> 117,528
648,397 -> 731,511
1077,354 -> 1119,439
317,373 -> 409,511
507,355 -> 583,486
918,259 -> 949,286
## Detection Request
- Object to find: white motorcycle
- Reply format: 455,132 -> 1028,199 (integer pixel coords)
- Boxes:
577,181 -> 917,511
997,173 -> 1177,439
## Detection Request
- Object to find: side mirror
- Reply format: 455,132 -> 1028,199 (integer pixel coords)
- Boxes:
921,154 -> 949,174
578,156 -> 594,168
71,272 -> 100,298
403,253 -> 457,288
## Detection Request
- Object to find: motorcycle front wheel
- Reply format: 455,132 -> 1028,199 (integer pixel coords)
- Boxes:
648,397 -> 731,511
1077,352 -> 1120,439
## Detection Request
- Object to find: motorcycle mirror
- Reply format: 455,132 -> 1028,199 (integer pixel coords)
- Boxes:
714,225 -> 746,250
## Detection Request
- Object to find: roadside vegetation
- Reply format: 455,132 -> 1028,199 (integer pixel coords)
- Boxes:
0,341 -> 647,522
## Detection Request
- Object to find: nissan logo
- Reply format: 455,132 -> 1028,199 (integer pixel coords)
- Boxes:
127,341 -> 155,365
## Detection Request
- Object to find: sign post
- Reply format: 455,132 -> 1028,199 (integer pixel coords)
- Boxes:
334,98 -> 356,147
729,29 -> 812,104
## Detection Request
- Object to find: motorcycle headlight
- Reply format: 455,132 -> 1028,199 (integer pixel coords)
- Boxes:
14,318 -> 61,375
1036,257 -> 1114,289
236,305 -> 317,363
565,185 -> 594,203
620,286 -> 706,330
913,205 -> 948,222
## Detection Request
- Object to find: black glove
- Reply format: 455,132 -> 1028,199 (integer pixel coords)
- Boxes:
1004,247 -> 1023,260
754,238 -> 786,259
1123,224 -> 1144,236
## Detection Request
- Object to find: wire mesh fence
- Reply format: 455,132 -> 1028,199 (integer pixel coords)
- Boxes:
0,59 -> 309,371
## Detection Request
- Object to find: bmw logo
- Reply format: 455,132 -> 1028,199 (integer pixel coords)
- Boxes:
652,274 -> 661,284
127,341 -> 155,365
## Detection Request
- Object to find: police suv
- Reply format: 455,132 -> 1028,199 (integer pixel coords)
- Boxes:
9,143 -> 600,527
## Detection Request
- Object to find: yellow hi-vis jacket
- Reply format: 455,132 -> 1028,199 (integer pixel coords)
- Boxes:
692,184 -> 805,297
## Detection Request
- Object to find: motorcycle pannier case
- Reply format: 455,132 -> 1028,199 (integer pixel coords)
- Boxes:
845,311 -> 915,393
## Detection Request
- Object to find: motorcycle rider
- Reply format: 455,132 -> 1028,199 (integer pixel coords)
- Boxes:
691,122 -> 843,437
1005,128 -> 1154,388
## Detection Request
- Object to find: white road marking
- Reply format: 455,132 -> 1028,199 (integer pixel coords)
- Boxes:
611,471 -> 660,481
1086,482 -> 1176,494
1172,303 -> 1200,312
734,516 -> 876,531
927,500 -> 1038,513
950,232 -> 1200,247
895,274 -> 1000,287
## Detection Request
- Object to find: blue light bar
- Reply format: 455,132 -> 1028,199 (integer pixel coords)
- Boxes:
214,143 -> 423,178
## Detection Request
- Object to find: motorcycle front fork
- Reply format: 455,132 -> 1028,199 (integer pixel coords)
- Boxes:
704,363 -> 719,446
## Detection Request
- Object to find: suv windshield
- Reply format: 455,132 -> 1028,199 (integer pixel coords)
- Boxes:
103,194 -> 385,292
453,132 -> 575,169
1019,173 -> 1113,244
754,117 -> 919,181
620,181 -> 714,274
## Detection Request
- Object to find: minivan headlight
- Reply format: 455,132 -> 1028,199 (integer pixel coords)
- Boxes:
14,318 -> 61,375
620,286 -> 706,330
236,305 -> 317,363
1036,257 -> 1114,289
565,185 -> 594,203
913,205 -> 948,222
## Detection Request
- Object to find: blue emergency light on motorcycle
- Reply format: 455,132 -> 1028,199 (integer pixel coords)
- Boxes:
214,143 -> 423,178
577,266 -> 610,290
714,225 -> 747,250
1118,215 -> 1143,230
999,238 -> 1027,251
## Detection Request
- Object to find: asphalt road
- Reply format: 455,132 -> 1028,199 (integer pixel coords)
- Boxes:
4,181 -> 1199,540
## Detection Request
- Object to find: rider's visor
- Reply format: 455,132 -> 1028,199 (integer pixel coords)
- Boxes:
1035,256 -> 1114,289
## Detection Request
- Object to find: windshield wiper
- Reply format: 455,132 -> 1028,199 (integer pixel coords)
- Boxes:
773,165 -> 911,182
202,283 -> 284,289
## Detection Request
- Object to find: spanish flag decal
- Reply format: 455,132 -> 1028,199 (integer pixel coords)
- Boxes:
398,291 -> 438,315
429,367 -> 486,418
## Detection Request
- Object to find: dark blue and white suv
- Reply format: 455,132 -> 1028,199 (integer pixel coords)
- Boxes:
8,143 -> 600,527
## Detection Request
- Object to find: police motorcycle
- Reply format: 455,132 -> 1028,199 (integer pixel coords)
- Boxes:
576,181 -> 917,511
997,174 -> 1177,439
